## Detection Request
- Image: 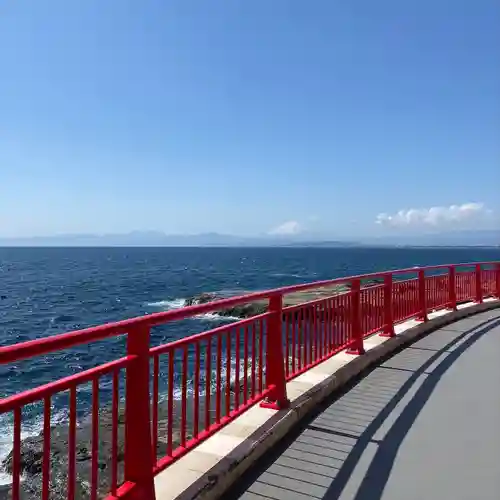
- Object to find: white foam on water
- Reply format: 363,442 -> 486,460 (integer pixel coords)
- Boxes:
158,354 -> 259,403
271,272 -> 316,279
196,313 -> 241,322
146,297 -> 241,322
146,298 -> 187,309
0,409 -> 69,485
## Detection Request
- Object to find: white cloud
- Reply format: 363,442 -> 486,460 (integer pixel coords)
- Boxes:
376,202 -> 493,228
268,220 -> 302,235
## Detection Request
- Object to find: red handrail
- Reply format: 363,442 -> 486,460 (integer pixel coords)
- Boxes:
0,262 -> 499,500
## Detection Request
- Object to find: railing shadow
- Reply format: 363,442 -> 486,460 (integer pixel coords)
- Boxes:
221,311 -> 500,500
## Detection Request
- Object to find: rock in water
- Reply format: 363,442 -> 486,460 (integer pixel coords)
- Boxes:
185,292 -> 218,306
185,292 -> 266,319
185,284 -> 354,320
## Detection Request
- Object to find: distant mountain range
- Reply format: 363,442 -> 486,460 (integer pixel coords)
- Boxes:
0,229 -> 498,248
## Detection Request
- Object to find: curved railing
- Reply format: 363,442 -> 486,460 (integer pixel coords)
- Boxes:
0,262 -> 499,499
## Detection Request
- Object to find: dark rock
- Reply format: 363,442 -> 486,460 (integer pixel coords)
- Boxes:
185,293 -> 218,307
3,436 -> 44,475
362,278 -> 384,287
185,293 -> 267,319
217,302 -> 268,318
0,481 -> 29,499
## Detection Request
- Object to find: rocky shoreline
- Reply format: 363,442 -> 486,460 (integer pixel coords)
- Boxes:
185,279 -> 389,319
1,279 -> 389,498
185,283 -> 354,319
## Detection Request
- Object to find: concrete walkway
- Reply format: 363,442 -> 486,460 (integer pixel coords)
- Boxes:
221,309 -> 500,500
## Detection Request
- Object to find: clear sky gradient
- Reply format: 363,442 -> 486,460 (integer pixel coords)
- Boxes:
1,1 -> 499,238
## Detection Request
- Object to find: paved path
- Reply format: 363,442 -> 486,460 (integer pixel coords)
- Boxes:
222,309 -> 500,500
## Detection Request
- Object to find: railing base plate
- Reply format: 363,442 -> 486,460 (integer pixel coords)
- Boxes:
379,331 -> 395,338
260,398 -> 290,410
346,347 -> 365,356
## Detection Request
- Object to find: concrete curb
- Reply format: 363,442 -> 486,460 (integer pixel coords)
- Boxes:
176,300 -> 500,500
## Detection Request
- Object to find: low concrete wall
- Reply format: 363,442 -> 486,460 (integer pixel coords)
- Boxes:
176,300 -> 500,500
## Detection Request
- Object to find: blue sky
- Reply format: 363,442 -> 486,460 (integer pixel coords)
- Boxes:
1,0 -> 499,239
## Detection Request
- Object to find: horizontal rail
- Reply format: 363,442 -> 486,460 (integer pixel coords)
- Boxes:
0,261 -> 498,500
0,356 -> 133,412
2,261 -> 498,365
149,311 -> 272,355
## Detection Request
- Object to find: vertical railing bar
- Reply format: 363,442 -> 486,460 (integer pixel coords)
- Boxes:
449,265 -> 457,311
285,313 -> 290,377
291,310 -> 297,375
194,340 -> 200,439
310,305 -> 315,365
260,294 -> 289,410
258,318 -> 264,394
308,306 -> 313,365
298,308 -> 303,371
235,327 -> 240,411
251,323 -> 256,399
181,345 -> 188,447
12,407 -> 22,500
329,297 -> 334,350
91,378 -> 99,500
475,264 -> 483,303
111,371 -> 119,495
205,337 -> 212,430
243,325 -> 249,404
225,331 -> 231,416
167,350 -> 174,456
42,395 -> 51,500
152,355 -> 159,464
215,334 -> 221,424
68,386 -> 77,500
346,279 -> 364,355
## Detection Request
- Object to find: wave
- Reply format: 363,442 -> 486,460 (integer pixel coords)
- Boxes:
211,288 -> 249,298
271,272 -> 318,279
160,354 -> 258,403
195,312 -> 241,322
147,298 -> 187,309
146,297 -> 241,322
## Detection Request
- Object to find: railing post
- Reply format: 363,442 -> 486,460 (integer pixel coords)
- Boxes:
496,263 -> 500,300
380,273 -> 395,337
125,326 -> 156,500
417,269 -> 428,322
475,264 -> 483,303
448,265 -> 457,311
260,294 -> 290,410
346,279 -> 365,355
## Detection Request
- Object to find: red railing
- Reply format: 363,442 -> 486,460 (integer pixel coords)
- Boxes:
148,312 -> 272,476
0,262 -> 499,499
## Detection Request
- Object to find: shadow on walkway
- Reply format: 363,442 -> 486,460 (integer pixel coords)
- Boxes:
221,311 -> 500,500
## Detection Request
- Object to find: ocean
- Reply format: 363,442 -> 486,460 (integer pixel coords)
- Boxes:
0,245 -> 499,480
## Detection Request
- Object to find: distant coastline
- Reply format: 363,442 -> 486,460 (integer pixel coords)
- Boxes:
0,243 -> 499,249
0,229 -> 498,248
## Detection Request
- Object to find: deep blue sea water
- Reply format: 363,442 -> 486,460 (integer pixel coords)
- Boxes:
0,246 -> 499,474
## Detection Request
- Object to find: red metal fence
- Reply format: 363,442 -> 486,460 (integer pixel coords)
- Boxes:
0,262 -> 499,499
